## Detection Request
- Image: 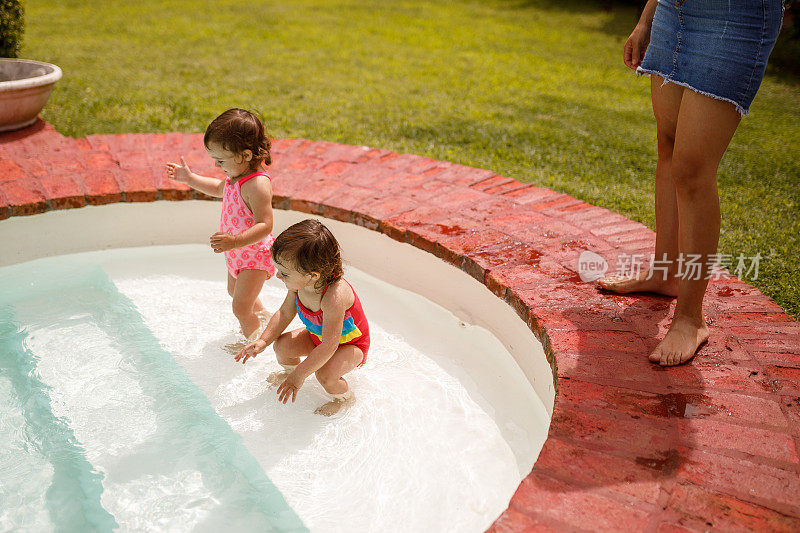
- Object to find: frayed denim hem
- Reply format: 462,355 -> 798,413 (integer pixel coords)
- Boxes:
636,67 -> 748,117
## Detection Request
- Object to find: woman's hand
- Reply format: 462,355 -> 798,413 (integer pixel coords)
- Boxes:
235,339 -> 266,364
210,232 -> 237,253
276,371 -> 305,404
624,23 -> 651,70
166,157 -> 192,183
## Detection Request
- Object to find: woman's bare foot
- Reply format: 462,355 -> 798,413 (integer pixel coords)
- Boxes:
649,316 -> 709,366
314,394 -> 355,417
597,271 -> 679,297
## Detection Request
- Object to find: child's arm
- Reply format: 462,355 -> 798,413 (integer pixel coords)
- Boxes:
294,305 -> 345,377
235,291 -> 297,364
210,176 -> 273,252
237,176 -> 274,246
166,157 -> 225,198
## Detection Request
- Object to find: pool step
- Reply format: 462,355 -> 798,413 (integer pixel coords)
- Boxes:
0,262 -> 306,532
0,307 -> 118,531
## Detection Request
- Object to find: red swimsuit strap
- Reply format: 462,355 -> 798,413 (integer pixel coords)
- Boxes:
236,170 -> 270,187
296,281 -> 351,316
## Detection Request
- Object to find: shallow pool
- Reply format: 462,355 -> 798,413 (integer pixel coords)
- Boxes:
0,244 -> 549,532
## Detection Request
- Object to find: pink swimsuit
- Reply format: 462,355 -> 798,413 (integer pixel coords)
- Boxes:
220,170 -> 276,278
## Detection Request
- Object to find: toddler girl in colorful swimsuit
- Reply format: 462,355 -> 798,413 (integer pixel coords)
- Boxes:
236,219 -> 370,416
166,109 -> 276,341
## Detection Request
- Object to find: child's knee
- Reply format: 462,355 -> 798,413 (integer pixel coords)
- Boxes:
231,297 -> 253,319
315,368 -> 340,389
273,334 -> 295,363
273,333 -> 287,354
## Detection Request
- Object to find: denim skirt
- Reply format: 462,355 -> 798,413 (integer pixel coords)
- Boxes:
638,0 -> 784,115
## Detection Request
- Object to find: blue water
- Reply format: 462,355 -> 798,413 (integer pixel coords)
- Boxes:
0,259 -> 306,532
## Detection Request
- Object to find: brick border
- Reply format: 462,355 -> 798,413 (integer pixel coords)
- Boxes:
2,120 -> 799,531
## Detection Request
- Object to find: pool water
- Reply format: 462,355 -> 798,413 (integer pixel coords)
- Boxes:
0,245 -> 549,532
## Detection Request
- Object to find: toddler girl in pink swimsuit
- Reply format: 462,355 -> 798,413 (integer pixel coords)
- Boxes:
166,109 -> 276,341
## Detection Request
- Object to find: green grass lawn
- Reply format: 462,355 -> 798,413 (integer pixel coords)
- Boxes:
23,0 -> 800,319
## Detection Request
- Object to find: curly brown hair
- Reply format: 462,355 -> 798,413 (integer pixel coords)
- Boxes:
204,108 -> 272,170
272,219 -> 344,290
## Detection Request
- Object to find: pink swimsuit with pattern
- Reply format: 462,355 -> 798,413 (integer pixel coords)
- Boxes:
220,170 -> 276,279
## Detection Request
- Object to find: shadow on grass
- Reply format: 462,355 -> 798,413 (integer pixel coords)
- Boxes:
392,92 -> 649,187
497,0 -> 641,36
500,0 -> 800,83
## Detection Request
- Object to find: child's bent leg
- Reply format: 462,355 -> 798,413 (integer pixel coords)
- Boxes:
231,269 -> 269,338
267,329 -> 314,387
273,328 -> 315,366
314,345 -> 363,416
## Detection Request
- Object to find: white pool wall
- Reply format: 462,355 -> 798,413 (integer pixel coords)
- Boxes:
0,201 -> 555,415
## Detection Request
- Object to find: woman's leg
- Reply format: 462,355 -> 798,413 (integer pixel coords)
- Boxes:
651,89 -> 741,365
231,269 -> 269,338
598,76 -> 683,295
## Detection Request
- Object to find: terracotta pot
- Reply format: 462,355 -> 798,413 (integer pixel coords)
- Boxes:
0,59 -> 62,132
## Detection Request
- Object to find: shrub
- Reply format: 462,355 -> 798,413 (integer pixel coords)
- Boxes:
0,0 -> 24,58
770,1 -> 800,75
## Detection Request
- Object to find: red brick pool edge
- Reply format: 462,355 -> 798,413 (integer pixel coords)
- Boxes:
2,120 -> 799,532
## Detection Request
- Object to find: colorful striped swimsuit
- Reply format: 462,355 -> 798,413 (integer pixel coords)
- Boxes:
295,280 -> 370,366
220,170 -> 276,278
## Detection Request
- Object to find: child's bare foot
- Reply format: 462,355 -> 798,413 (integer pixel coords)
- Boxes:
649,316 -> 709,366
266,371 -> 290,388
223,339 -> 249,355
244,314 -> 270,343
315,393 -> 355,417
224,321 -> 267,355
597,271 -> 679,297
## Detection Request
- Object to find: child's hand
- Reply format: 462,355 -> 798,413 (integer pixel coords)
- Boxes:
210,232 -> 238,253
236,339 -> 266,364
166,157 -> 192,183
276,371 -> 305,404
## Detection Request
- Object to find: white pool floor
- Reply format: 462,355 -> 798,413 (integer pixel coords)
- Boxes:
0,245 -> 549,532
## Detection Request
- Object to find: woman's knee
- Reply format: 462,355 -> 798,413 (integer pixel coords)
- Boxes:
671,154 -> 715,196
656,128 -> 676,158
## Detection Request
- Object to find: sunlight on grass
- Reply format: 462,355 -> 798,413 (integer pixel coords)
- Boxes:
24,0 -> 800,317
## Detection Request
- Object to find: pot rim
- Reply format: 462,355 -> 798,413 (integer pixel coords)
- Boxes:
0,58 -> 63,92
